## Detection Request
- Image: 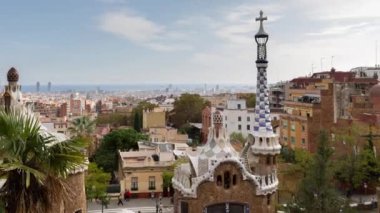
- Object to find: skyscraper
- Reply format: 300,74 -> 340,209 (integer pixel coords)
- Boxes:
36,81 -> 40,93
48,81 -> 51,92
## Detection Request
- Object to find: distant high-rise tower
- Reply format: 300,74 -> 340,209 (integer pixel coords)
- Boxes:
36,81 -> 40,93
48,82 -> 52,92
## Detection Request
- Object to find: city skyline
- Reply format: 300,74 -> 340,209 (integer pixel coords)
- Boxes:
0,0 -> 379,85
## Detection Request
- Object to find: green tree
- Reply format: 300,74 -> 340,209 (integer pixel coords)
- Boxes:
237,93 -> 256,108
162,170 -> 173,190
0,107 -> 86,213
230,132 -> 246,144
334,123 -> 380,193
93,128 -> 147,172
69,116 -> 96,156
133,110 -> 142,132
358,148 -> 380,185
172,93 -> 207,128
85,163 -> 111,200
96,113 -> 131,127
295,130 -> 344,213
293,148 -> 313,176
280,146 -> 296,163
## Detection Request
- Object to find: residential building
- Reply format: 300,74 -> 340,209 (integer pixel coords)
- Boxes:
351,66 -> 380,79
280,68 -> 378,152
118,150 -> 175,198
269,82 -> 287,110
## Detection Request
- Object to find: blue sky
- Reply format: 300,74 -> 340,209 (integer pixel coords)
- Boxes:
0,0 -> 379,85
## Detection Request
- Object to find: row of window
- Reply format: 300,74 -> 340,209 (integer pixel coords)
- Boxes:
283,137 -> 306,144
282,121 -> 306,132
225,116 -> 251,122
224,124 -> 252,131
131,176 -> 156,191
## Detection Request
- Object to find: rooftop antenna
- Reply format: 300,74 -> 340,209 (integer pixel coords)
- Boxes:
320,57 -> 325,71
311,63 -> 316,75
376,40 -> 378,67
331,56 -> 334,68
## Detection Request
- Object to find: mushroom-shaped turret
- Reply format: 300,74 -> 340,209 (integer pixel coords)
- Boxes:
7,67 -> 19,82
213,110 -> 223,137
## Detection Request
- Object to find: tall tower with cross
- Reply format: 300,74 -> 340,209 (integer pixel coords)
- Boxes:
246,9 -> 281,200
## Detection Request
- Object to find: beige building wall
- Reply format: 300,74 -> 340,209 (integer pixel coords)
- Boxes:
143,110 -> 166,130
118,150 -> 174,198
122,169 -> 164,196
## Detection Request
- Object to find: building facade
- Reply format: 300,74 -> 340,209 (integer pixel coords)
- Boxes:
280,68 -> 378,152
118,150 -> 175,198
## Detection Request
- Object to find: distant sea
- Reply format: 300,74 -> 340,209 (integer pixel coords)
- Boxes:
21,84 -> 256,93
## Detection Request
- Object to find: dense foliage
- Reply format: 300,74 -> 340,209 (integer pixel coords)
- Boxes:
294,130 -> 346,213
96,113 -> 131,127
93,128 -> 147,172
171,93 -> 207,128
85,163 -> 111,200
230,132 -> 246,144
237,93 -> 256,108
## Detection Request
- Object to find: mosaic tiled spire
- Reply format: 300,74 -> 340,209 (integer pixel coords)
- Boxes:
253,10 -> 273,134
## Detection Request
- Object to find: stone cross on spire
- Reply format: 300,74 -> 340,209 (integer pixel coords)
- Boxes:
255,10 -> 267,35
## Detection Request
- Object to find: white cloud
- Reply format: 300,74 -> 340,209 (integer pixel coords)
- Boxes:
307,22 -> 370,36
100,11 -> 164,42
146,43 -> 192,52
99,10 -> 193,52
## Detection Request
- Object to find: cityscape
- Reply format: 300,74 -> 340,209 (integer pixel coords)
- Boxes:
0,1 -> 380,213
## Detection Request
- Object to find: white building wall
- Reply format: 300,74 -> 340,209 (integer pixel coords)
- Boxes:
211,99 -> 255,138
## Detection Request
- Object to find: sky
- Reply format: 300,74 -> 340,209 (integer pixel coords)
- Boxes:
0,0 -> 379,86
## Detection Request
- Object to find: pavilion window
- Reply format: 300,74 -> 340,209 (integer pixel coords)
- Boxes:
224,171 -> 231,189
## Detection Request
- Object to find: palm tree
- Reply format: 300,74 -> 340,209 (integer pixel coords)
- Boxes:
69,116 -> 96,156
68,116 -> 96,137
0,107 -> 86,213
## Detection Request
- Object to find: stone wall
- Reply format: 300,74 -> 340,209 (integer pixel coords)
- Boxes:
64,172 -> 87,213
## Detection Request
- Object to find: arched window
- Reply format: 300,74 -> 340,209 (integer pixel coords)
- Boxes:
259,137 -> 263,145
216,175 -> 222,186
232,174 -> 237,185
224,171 -> 231,189
267,194 -> 271,205
266,138 -> 270,145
